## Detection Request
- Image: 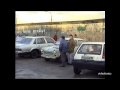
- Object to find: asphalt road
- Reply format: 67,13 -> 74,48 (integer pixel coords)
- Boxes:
15,55 -> 105,79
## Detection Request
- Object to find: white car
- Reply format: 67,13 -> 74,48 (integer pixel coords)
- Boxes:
15,36 -> 55,58
72,42 -> 105,74
41,38 -> 84,61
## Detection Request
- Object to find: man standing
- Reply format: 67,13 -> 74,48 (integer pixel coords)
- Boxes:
59,36 -> 68,67
67,35 -> 75,65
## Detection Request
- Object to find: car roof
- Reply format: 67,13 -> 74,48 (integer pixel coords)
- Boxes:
81,42 -> 105,44
24,36 -> 52,38
60,38 -> 84,40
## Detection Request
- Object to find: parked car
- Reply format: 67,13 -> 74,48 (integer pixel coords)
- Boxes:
72,42 -> 105,74
15,36 -> 55,58
41,38 -> 84,61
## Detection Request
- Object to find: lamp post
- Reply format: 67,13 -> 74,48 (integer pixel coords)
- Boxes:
49,12 -> 52,23
45,11 -> 52,23
45,11 -> 53,37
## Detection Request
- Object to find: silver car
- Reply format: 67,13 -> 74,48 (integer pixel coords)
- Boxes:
41,38 -> 84,61
15,36 -> 55,58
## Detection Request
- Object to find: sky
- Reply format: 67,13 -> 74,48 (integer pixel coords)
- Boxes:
16,11 -> 105,24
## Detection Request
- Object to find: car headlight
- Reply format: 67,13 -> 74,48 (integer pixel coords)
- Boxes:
53,50 -> 57,54
41,50 -> 44,54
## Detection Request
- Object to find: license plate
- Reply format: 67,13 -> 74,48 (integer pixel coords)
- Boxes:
82,56 -> 93,60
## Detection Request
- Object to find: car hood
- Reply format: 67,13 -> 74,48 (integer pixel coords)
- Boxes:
16,43 -> 28,48
42,45 -> 59,51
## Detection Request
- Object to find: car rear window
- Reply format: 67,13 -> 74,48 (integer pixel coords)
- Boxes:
77,44 -> 102,55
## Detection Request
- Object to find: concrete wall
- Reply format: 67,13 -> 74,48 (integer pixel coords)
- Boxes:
16,20 -> 105,41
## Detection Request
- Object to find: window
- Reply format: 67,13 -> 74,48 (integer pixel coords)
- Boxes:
46,38 -> 54,43
19,38 -> 32,44
33,39 -> 36,44
37,38 -> 45,44
77,44 -> 102,55
78,40 -> 84,45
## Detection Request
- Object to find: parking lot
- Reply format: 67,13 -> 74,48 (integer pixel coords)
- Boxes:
15,56 -> 105,79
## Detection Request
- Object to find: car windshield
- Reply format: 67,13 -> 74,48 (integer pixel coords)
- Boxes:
16,37 -> 25,42
77,44 -> 102,55
54,39 -> 68,45
19,38 -> 32,44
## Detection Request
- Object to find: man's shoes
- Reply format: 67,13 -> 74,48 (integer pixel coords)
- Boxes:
59,65 -> 65,67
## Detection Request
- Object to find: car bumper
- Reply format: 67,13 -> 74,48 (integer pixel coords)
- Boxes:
72,59 -> 105,71
41,54 -> 59,59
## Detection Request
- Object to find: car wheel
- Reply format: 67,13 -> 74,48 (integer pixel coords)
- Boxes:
73,67 -> 81,75
45,58 -> 50,61
31,50 -> 38,59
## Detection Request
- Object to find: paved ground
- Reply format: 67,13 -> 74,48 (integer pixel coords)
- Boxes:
15,55 -> 105,79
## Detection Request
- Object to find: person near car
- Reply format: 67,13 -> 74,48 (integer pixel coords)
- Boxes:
59,36 -> 68,67
67,35 -> 75,65
53,34 -> 57,41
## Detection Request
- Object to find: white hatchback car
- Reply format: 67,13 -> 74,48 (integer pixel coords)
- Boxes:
15,36 -> 55,58
72,42 -> 105,74
41,38 -> 84,61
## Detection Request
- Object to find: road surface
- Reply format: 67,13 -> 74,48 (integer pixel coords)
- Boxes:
15,56 -> 105,79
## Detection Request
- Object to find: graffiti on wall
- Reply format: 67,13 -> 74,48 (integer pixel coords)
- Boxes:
16,22 -> 104,41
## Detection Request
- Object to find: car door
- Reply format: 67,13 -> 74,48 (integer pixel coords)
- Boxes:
36,38 -> 46,50
45,37 -> 55,46
75,40 -> 84,51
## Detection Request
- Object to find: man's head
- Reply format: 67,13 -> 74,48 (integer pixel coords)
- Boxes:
61,36 -> 65,39
69,34 -> 73,39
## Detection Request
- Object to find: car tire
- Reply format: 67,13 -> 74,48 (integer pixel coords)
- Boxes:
31,50 -> 39,59
73,67 -> 81,75
45,58 -> 50,61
